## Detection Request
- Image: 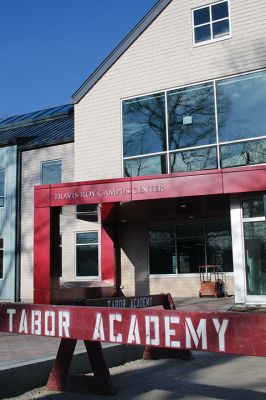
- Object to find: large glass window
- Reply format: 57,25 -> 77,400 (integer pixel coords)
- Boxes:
0,170 -> 5,207
217,72 -> 266,142
122,70 -> 266,176
124,154 -> 167,177
168,83 -> 216,149
243,197 -> 266,296
123,93 -> 166,157
148,222 -> 233,275
170,147 -> 217,173
206,221 -> 233,272
41,160 -> 62,184
193,1 -> 230,45
220,139 -> 266,168
0,239 -> 3,279
76,232 -> 99,277
149,226 -> 176,274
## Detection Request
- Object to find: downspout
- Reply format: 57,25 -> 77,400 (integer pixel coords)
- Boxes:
15,147 -> 22,302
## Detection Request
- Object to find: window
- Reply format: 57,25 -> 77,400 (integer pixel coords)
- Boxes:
123,93 -> 166,157
122,70 -> 266,176
76,232 -> 99,277
193,1 -> 230,44
41,160 -> 62,184
242,197 -> 266,295
76,204 -> 98,222
0,169 -> 4,207
0,239 -> 3,279
168,83 -> 216,149
148,222 -> 233,275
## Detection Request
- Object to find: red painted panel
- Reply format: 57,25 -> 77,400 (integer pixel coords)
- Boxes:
50,181 -> 131,206
34,186 -> 51,208
131,173 -> 223,201
223,167 -> 266,194
101,225 -> 115,285
34,207 -> 51,303
34,207 -> 51,289
1,304 -> 266,357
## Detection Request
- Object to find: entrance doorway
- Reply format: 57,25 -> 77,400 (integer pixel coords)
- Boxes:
243,197 -> 266,300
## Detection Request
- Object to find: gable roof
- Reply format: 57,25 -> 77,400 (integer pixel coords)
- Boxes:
0,104 -> 74,149
71,0 -> 172,104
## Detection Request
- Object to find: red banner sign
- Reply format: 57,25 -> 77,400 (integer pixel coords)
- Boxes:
1,304 -> 266,357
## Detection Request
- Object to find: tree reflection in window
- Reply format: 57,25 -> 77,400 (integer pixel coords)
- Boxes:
124,154 -> 166,177
170,146 -> 217,172
168,83 -> 216,150
220,139 -> 266,168
123,93 -> 166,157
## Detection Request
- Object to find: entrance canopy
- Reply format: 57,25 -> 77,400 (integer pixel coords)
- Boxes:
34,165 -> 266,304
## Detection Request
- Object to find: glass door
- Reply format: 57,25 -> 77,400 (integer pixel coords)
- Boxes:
243,197 -> 266,302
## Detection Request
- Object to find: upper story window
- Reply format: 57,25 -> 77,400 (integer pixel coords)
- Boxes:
122,69 -> 266,177
193,1 -> 230,45
41,160 -> 62,184
0,169 -> 5,207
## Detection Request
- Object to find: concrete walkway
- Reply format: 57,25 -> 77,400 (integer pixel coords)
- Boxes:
0,297 -> 235,398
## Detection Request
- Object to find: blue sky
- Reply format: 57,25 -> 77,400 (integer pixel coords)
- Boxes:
0,0 -> 158,118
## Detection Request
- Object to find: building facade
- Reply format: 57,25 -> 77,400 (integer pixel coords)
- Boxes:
0,105 -> 75,302
68,0 -> 266,304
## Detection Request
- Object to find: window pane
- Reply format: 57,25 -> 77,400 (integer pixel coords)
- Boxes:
211,1 -> 228,21
76,204 -> 98,222
217,71 -> 266,142
243,198 -> 264,219
176,224 -> 205,273
76,232 -> 98,244
149,227 -> 176,274
124,154 -> 166,177
170,147 -> 217,172
168,83 -> 216,149
76,244 -> 98,277
123,94 -> 166,157
194,25 -> 211,43
220,139 -> 266,168
194,7 -> 210,25
244,222 -> 266,295
213,19 -> 229,38
42,160 -> 62,184
206,221 -> 233,272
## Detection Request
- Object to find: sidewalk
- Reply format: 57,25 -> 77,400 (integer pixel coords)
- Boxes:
0,297 -> 235,398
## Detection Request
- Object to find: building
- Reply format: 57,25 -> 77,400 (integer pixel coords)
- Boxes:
0,105 -> 74,301
32,0 -> 266,305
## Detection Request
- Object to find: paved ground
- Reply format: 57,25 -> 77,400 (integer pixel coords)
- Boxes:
3,352 -> 266,400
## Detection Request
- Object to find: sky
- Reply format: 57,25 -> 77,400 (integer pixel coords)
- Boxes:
0,0 -> 158,118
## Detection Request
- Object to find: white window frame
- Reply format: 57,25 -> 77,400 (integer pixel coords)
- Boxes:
40,159 -> 62,185
192,0 -> 231,46
121,68 -> 266,178
75,231 -> 100,279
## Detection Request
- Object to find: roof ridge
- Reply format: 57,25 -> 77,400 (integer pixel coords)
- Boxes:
71,0 -> 172,103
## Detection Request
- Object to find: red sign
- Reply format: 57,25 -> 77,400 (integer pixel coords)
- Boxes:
1,304 -> 266,357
